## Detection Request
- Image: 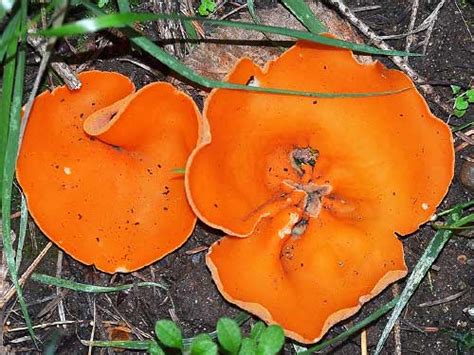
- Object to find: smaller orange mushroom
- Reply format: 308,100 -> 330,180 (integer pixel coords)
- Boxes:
186,41 -> 454,342
17,71 -> 201,273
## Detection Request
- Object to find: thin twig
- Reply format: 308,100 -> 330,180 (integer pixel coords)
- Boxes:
323,0 -> 451,114
219,3 -> 247,20
392,284 -> 402,355
0,242 -> 53,309
88,300 -> 96,355
352,5 -> 381,13
361,329 -> 367,355
417,289 -> 468,307
453,0 -> 473,41
26,36 -> 81,90
55,251 -> 66,327
421,0 -> 448,54
5,320 -> 120,333
405,0 -> 419,62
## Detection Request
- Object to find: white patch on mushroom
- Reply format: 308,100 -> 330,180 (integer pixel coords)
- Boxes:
421,203 -> 429,210
278,212 -> 300,239
247,77 -> 260,87
63,167 -> 72,175
115,266 -> 129,273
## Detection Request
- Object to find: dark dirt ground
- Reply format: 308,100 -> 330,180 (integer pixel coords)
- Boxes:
1,0 -> 473,354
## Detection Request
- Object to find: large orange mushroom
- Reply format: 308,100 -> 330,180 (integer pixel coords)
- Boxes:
17,71 -> 201,273
186,41 -> 454,343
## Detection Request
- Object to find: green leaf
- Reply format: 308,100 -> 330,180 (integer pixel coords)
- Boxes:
281,0 -> 326,34
217,318 -> 242,354
31,273 -> 167,292
239,338 -> 257,355
455,96 -> 469,110
198,0 -> 216,16
466,88 -> 474,103
155,320 -> 184,349
374,209 -> 462,355
453,108 -> 466,118
190,334 -> 218,355
39,9 -> 420,57
256,325 -> 284,355
148,342 -> 165,355
451,85 -> 461,95
249,322 -> 266,341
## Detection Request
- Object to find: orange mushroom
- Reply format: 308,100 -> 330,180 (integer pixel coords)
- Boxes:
186,41 -> 454,343
17,71 -> 201,273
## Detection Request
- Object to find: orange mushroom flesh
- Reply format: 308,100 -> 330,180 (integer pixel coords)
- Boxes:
186,41 -> 454,343
17,71 -> 201,273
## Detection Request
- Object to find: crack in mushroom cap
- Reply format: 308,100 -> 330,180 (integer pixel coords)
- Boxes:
17,71 -> 201,273
186,41 -> 454,342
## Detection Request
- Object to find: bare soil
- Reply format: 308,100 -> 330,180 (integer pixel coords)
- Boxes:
2,0 -> 473,354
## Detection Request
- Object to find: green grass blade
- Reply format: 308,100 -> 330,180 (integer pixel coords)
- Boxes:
61,1 -> 414,100
374,209 -> 462,354
39,8 -> 420,57
297,297 -> 399,354
1,0 -> 37,346
435,200 -> 474,217
0,0 -> 15,22
451,121 -> 474,133
280,0 -> 327,34
0,10 -> 20,62
86,340 -> 153,350
15,192 -> 27,272
0,11 -> 20,198
31,273 -> 168,292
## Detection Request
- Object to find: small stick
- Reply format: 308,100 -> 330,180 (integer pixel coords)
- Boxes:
392,284 -> 402,355
88,301 -> 97,355
360,329 -> 368,355
421,0 -> 448,55
0,242 -> 52,309
417,289 -> 467,307
27,36 -> 81,90
323,0 -> 451,114
405,0 -> 419,62
55,251 -> 66,327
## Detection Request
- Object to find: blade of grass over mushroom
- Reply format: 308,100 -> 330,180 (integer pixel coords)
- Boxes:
40,7 -> 420,57
374,207 -> 464,355
31,273 -> 168,292
280,0 -> 327,33
172,167 -> 186,174
51,2 -> 414,99
1,0 -> 37,346
297,297 -> 399,354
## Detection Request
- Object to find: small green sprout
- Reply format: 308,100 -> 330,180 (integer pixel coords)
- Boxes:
198,0 -> 217,16
451,85 -> 474,118
151,318 -> 284,354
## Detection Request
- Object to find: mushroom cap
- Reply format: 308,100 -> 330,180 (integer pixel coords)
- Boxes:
186,41 -> 454,342
17,71 -> 201,273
